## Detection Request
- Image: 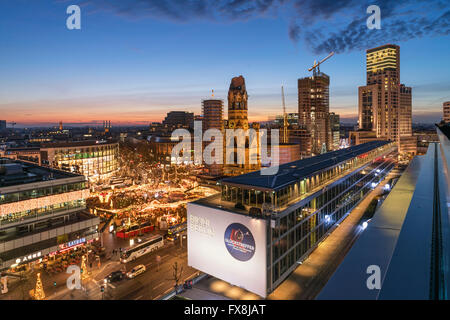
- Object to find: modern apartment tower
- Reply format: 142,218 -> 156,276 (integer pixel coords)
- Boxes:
298,73 -> 332,154
444,101 -> 450,123
358,44 -> 416,154
202,99 -> 224,177
329,112 -> 340,151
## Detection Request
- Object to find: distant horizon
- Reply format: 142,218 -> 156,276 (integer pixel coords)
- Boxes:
2,116 -> 443,129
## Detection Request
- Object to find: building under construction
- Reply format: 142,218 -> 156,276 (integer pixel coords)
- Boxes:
202,99 -> 224,177
298,73 -> 332,155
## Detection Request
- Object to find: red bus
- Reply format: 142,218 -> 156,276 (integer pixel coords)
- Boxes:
116,222 -> 154,239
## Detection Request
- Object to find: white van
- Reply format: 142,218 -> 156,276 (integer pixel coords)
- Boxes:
126,264 -> 146,279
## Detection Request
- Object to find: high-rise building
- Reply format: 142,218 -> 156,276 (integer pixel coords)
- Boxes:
289,126 -> 312,158
399,85 -> 412,137
358,44 -> 416,155
274,113 -> 299,127
202,99 -> 224,177
329,112 -> 340,150
0,120 -> 6,131
298,73 -> 331,154
366,44 -> 400,85
443,101 -> 450,123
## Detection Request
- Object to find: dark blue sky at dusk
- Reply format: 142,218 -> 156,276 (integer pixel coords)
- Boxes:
0,0 -> 449,126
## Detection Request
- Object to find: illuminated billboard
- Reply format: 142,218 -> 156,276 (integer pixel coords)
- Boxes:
187,203 -> 267,297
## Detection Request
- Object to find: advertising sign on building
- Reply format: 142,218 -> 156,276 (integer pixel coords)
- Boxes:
187,203 -> 267,297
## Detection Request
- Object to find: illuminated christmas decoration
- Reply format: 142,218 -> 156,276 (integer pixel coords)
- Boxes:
33,273 -> 46,300
81,255 -> 89,280
0,189 -> 90,216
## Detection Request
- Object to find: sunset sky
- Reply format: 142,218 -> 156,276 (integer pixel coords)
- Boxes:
0,0 -> 449,127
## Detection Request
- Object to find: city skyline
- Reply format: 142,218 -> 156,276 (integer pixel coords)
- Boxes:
0,0 -> 449,127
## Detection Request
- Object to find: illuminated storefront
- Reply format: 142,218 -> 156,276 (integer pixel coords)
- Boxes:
0,158 -> 99,271
40,140 -> 119,182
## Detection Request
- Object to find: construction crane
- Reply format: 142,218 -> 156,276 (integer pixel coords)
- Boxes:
308,52 -> 334,76
9,122 -> 17,130
281,86 -> 288,144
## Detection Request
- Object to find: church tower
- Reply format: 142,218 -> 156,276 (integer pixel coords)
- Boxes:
227,75 -> 249,130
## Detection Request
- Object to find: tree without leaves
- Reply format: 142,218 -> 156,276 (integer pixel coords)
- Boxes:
167,261 -> 183,289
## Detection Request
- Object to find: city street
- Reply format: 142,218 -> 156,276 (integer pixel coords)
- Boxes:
0,228 -> 196,301
45,236 -> 197,300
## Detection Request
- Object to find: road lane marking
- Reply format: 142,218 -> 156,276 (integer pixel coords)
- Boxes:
135,295 -> 143,300
153,282 -> 164,290
92,280 -> 102,287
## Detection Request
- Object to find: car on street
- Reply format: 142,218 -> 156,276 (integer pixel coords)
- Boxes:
126,264 -> 146,279
105,271 -> 125,283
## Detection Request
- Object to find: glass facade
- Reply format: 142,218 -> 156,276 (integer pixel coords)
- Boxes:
0,181 -> 86,205
268,158 -> 394,289
221,143 -> 393,212
0,199 -> 86,226
51,143 -> 119,179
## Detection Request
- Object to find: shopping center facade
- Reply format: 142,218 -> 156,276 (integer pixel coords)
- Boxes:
0,158 -> 99,271
40,140 -> 119,183
188,141 -> 397,297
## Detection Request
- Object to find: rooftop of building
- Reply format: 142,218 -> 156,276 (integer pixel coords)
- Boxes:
40,139 -> 119,149
318,141 -> 449,299
366,43 -> 399,53
220,141 -> 391,191
3,147 -> 41,152
436,123 -> 450,140
0,158 -> 83,188
298,71 -> 330,81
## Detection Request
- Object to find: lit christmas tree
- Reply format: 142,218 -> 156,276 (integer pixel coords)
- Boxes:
81,255 -> 88,280
34,273 -> 45,300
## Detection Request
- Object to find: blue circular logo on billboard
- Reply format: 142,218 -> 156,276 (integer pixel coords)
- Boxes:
224,223 -> 256,262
